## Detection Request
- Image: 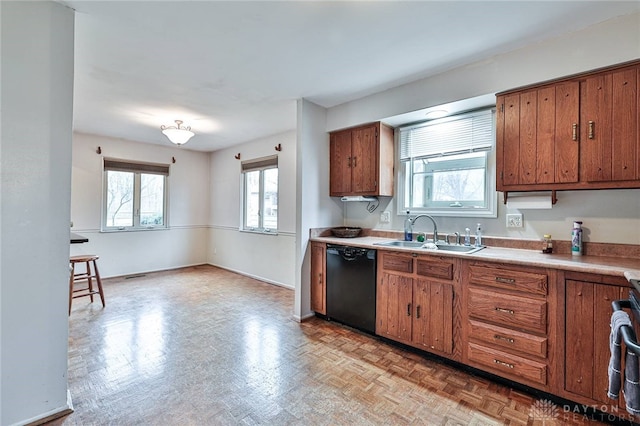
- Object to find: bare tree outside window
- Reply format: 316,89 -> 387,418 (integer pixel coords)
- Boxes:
106,171 -> 133,227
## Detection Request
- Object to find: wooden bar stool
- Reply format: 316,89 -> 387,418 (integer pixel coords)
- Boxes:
69,255 -> 105,315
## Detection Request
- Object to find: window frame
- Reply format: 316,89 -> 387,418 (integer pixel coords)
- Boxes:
240,155 -> 279,235
396,108 -> 497,218
101,159 -> 170,232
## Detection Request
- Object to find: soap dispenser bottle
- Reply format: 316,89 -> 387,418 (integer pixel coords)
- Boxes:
571,221 -> 583,256
475,223 -> 483,247
404,211 -> 413,241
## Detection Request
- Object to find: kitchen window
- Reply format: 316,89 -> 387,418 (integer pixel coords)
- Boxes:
398,108 -> 497,217
242,155 -> 278,233
102,159 -> 169,231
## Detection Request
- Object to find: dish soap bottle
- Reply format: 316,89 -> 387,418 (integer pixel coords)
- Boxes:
475,223 -> 483,247
404,211 -> 413,241
571,221 -> 583,256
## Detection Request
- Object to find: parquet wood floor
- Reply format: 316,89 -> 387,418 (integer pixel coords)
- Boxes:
49,265 -> 609,425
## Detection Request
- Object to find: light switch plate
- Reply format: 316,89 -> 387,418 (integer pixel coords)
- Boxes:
380,211 -> 391,223
506,213 -> 523,228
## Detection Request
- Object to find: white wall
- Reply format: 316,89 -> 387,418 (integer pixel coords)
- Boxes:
0,2 -> 74,424
70,133 -> 210,277
326,12 -> 640,245
208,131 -> 297,289
295,99 -> 343,320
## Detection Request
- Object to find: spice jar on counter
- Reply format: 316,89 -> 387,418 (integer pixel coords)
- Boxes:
542,234 -> 553,254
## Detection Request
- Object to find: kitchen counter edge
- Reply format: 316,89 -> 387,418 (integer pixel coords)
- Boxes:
310,235 -> 640,280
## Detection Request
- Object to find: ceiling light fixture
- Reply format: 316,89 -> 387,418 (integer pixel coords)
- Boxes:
161,120 -> 194,145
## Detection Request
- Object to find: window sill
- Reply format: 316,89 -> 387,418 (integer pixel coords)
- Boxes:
100,226 -> 169,233
240,228 -> 279,236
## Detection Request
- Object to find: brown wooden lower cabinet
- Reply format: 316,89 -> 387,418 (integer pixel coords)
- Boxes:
311,244 -> 639,422
310,242 -> 326,315
564,276 -> 629,409
464,261 -> 554,392
376,252 -> 457,357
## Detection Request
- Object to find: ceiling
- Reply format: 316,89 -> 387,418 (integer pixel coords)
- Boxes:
58,1 -> 639,152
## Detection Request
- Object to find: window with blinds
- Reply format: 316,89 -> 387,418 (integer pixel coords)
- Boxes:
102,159 -> 169,230
397,108 -> 497,217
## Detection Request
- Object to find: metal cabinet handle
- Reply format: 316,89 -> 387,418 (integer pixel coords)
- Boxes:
318,273 -> 322,284
495,307 -> 515,315
495,277 -> 515,284
588,121 -> 595,139
352,156 -> 357,167
416,305 -> 421,319
494,334 -> 515,344
407,303 -> 411,317
494,359 -> 514,369
572,123 -> 578,141
347,156 -> 352,167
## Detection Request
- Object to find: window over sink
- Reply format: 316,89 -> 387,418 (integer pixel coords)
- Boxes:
397,107 -> 497,217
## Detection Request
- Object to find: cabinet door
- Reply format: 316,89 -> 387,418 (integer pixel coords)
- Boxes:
351,125 -> 378,194
554,81 -> 580,183
581,67 -> 639,182
413,279 -> 453,354
498,93 -> 521,187
329,130 -> 352,196
581,73 -> 613,182
518,90 -> 538,185
498,84 -> 580,188
377,272 -> 412,342
565,280 -> 626,404
310,243 -> 326,314
611,67 -> 638,181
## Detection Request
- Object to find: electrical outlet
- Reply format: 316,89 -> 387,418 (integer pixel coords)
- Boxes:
380,211 -> 391,223
506,213 -> 523,228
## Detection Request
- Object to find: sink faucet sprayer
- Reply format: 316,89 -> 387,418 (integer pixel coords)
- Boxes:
411,214 -> 438,244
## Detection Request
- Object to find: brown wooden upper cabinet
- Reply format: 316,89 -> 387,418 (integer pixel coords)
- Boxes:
329,122 -> 394,197
496,60 -> 639,192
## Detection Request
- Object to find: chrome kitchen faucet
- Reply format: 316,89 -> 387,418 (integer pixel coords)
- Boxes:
411,214 -> 438,244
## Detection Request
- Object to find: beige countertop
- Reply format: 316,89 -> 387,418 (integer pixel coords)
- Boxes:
311,234 -> 640,281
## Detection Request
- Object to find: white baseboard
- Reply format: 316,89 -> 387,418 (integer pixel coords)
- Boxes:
19,390 -> 73,426
206,262 -> 294,290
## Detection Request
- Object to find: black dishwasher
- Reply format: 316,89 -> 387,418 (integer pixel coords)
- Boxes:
325,244 -> 376,334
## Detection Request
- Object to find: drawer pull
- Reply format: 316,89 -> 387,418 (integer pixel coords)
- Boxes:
494,359 -> 514,369
495,307 -> 515,315
495,277 -> 515,284
416,305 -> 421,319
407,303 -> 411,317
572,123 -> 578,141
494,334 -> 515,344
588,121 -> 595,139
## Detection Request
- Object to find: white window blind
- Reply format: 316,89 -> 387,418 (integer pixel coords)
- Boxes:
241,155 -> 278,173
399,108 -> 494,160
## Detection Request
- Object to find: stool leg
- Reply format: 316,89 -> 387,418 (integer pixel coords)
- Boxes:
92,259 -> 106,308
86,260 -> 94,303
69,263 -> 75,316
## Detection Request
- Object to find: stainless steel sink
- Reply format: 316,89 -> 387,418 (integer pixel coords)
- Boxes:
374,240 -> 484,254
435,244 -> 484,254
374,241 -> 426,248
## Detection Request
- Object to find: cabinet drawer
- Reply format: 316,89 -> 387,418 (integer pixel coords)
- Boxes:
468,342 -> 547,385
416,257 -> 453,281
469,264 -> 547,295
468,319 -> 547,358
468,287 -> 547,334
381,253 -> 413,274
